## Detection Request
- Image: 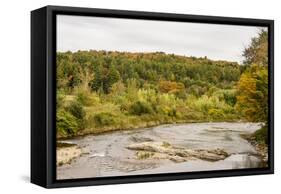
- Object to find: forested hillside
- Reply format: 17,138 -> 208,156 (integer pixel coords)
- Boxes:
57,51 -> 241,93
56,30 -> 268,141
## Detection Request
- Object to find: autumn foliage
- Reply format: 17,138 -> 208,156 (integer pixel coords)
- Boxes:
158,81 -> 185,93
236,65 -> 268,122
56,29 -> 269,141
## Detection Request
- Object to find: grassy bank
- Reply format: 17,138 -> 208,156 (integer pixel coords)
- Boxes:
253,126 -> 268,145
57,88 -> 240,139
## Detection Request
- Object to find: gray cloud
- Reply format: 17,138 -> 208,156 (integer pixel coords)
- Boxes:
57,15 -> 266,63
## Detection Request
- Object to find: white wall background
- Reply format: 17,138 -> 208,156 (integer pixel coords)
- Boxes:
0,0 -> 279,193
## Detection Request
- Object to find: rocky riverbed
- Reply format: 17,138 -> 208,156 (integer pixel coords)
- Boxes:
127,141 -> 229,162
57,122 -> 267,179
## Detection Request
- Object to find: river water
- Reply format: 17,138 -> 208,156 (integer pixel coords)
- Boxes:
57,122 -> 265,180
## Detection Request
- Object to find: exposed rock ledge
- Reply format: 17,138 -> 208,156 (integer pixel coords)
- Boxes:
57,145 -> 82,166
126,141 -> 229,163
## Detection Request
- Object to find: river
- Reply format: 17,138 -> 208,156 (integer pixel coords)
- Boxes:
57,122 -> 265,179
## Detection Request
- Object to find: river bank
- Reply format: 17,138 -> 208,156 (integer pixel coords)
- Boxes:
241,131 -> 268,164
57,118 -> 241,140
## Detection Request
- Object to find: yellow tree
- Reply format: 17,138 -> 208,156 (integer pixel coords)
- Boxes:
235,64 -> 268,122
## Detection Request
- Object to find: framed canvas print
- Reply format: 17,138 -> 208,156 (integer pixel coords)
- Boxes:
31,5 -> 274,188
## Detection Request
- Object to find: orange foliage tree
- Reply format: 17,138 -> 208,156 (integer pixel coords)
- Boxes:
158,80 -> 185,94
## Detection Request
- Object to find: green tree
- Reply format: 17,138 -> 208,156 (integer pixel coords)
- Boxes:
89,64 -> 103,92
89,65 -> 120,93
105,65 -> 120,93
57,110 -> 79,137
66,100 -> 86,121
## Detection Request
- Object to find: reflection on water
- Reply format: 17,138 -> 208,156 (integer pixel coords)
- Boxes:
226,154 -> 264,169
57,122 -> 265,179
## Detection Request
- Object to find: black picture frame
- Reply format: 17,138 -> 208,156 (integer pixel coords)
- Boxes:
31,5 -> 274,188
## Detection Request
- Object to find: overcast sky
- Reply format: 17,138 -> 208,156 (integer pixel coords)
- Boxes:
57,15 -> 266,63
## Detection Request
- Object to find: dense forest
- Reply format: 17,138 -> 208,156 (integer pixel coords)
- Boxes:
56,30 -> 268,144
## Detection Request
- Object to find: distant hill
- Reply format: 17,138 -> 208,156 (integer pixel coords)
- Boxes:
57,50 -> 243,95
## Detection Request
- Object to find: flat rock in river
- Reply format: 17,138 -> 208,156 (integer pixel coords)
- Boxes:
126,141 -> 229,162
